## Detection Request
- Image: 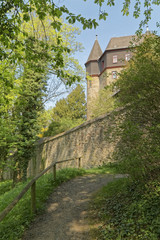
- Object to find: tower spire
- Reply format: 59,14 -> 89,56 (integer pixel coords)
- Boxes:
146,25 -> 150,34
85,37 -> 102,63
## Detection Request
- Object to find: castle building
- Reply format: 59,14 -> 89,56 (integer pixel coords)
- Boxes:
85,35 -> 136,120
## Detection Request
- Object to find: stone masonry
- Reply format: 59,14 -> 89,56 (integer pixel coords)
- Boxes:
27,108 -> 123,177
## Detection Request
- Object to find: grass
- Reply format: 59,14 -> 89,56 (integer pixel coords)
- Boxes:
89,175 -> 160,240
85,162 -> 121,175
0,180 -> 13,196
0,163 -> 118,240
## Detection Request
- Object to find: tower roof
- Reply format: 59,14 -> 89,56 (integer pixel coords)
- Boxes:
86,39 -> 102,63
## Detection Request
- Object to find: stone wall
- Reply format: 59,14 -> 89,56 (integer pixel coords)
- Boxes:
28,108 -> 123,177
87,76 -> 99,120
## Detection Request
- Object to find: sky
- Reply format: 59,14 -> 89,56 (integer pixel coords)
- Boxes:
57,0 -> 160,66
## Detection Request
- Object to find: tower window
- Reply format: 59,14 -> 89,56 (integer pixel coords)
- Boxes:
112,71 -> 117,79
125,53 -> 130,61
101,60 -> 104,70
113,55 -> 117,63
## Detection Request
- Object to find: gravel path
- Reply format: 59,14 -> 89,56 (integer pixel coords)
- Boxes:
22,174 -> 119,240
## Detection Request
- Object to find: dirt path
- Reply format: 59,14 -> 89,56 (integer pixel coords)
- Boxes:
22,174 -> 120,240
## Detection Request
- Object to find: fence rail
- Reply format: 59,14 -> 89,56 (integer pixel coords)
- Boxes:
0,157 -> 82,222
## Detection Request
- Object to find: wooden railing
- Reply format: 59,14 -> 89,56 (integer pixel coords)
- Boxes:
0,157 -> 82,222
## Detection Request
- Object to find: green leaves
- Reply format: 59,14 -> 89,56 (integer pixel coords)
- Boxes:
152,0 -> 160,4
111,34 -> 160,182
66,14 -> 98,29
1,0 -> 159,66
0,9 -> 85,179
107,0 -> 115,6
99,12 -> 108,20
90,177 -> 160,240
50,21 -> 62,31
23,13 -> 30,22
43,85 -> 86,137
0,0 -> 100,63
133,0 -> 141,19
91,85 -> 116,119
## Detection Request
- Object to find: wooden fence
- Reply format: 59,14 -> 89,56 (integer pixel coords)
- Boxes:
0,157 -> 82,222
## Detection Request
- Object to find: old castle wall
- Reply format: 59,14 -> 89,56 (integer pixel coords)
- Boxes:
87,76 -> 99,120
28,108 -> 124,176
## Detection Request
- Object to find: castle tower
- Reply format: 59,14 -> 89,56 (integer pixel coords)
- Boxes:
85,37 -> 102,120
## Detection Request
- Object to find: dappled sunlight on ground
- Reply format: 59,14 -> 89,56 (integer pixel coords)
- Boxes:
22,174 -> 115,240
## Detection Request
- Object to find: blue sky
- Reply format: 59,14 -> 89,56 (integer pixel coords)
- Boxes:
58,0 -> 160,66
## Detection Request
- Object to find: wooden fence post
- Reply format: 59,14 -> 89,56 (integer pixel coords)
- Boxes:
31,181 -> 36,214
53,164 -> 56,181
78,157 -> 81,168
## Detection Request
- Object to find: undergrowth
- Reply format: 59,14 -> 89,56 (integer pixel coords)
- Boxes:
0,180 -> 13,196
90,174 -> 160,240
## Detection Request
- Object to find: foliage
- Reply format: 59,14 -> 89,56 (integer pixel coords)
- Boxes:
0,33 -> 50,182
53,84 -> 86,120
110,34 -> 160,181
16,39 -> 49,180
90,176 -> 160,240
0,168 -> 85,240
91,85 -> 116,118
0,0 -> 98,63
0,180 -> 13,196
21,14 -> 85,98
87,0 -> 160,32
0,0 -> 158,58
0,60 -> 20,181
42,84 -> 86,137
0,13 -> 85,181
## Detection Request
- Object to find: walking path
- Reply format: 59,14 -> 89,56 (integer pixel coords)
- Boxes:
22,174 -> 120,240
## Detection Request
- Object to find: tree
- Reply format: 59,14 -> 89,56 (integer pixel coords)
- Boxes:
112,34 -> 160,180
10,36 -> 49,181
1,0 -> 159,69
0,13 -> 85,181
0,58 -> 20,181
43,84 -> 86,137
20,13 -> 85,104
90,86 -> 116,119
0,1 -> 98,64
1,0 -> 159,49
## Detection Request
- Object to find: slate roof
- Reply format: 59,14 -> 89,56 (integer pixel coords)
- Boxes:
106,35 -> 136,50
86,39 -> 103,62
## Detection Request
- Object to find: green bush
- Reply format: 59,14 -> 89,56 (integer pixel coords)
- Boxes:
112,34 -> 160,181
